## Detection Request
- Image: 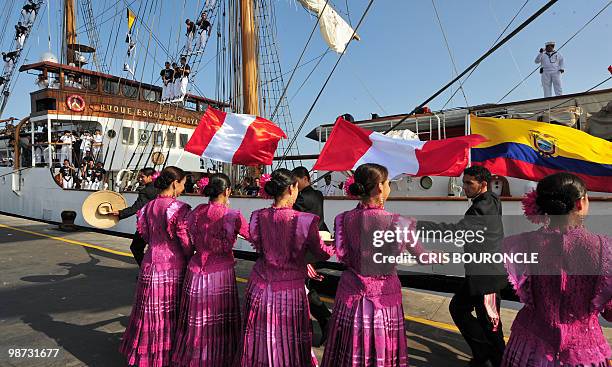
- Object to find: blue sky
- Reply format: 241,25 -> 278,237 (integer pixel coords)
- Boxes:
4,0 -> 612,155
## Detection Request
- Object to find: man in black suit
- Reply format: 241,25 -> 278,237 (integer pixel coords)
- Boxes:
110,167 -> 159,266
417,166 -> 506,367
292,166 -> 331,346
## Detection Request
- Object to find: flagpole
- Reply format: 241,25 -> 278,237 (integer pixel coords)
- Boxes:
466,113 -> 471,167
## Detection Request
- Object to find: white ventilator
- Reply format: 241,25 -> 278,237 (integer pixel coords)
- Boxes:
297,0 -> 360,53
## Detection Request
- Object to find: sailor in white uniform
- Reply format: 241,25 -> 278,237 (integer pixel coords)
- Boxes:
535,41 -> 564,98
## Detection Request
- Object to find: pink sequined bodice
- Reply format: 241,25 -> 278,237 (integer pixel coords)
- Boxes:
249,207 -> 333,289
136,197 -> 191,271
179,202 -> 249,273
334,203 -> 423,308
503,227 -> 612,364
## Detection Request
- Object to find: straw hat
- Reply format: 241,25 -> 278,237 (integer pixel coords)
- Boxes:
319,231 -> 333,244
82,190 -> 127,229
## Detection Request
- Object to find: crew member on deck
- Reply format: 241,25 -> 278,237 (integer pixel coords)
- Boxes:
195,12 -> 211,52
82,159 -> 96,190
59,159 -> 75,189
92,161 -> 107,191
21,0 -> 41,26
535,41 -> 564,97
109,167 -> 159,266
58,130 -> 74,163
319,174 -> 340,196
160,61 -> 174,101
3,51 -> 18,76
92,129 -> 103,161
174,56 -> 190,101
15,22 -> 28,50
184,18 -> 196,54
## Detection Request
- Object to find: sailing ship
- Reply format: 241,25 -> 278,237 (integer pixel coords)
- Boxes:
0,0 -> 610,276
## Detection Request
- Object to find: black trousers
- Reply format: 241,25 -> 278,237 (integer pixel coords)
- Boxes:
129,231 -> 147,267
306,279 -> 331,330
449,281 -> 505,367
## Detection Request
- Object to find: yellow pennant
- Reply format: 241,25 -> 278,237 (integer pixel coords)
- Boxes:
127,8 -> 136,31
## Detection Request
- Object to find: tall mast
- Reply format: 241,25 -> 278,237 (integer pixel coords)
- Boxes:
240,0 -> 258,115
64,0 -> 76,64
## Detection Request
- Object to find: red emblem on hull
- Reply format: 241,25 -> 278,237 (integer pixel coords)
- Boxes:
66,94 -> 85,112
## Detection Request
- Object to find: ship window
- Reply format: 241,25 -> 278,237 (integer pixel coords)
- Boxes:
153,131 -> 164,146
122,83 -> 138,99
81,75 -> 98,91
138,129 -> 151,145
122,127 -> 135,145
64,73 -> 83,89
179,133 -> 189,148
103,79 -> 119,95
121,126 -> 134,145
36,98 -> 56,112
166,132 -> 176,148
185,98 -> 197,111
198,102 -> 208,112
143,89 -> 159,102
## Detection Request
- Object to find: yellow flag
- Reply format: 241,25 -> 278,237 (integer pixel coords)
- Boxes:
127,9 -> 136,31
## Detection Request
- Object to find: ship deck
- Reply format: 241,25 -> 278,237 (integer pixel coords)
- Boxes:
1,213 -> 610,366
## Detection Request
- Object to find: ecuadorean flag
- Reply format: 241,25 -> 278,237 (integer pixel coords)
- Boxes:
470,115 -> 612,192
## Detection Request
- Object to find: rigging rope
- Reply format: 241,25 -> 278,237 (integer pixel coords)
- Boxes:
268,0 -> 331,122
497,0 -> 612,103
431,0 -> 469,106
439,0 -> 530,110
276,0 -> 375,167
384,0 -> 560,135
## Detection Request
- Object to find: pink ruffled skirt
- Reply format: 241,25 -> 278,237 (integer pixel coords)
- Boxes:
321,296 -> 408,367
502,327 -> 610,367
119,266 -> 184,367
172,266 -> 241,367
234,276 -> 314,366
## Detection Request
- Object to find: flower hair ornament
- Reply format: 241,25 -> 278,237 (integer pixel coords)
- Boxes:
521,189 -> 547,224
258,173 -> 272,199
195,177 -> 210,195
151,171 -> 160,182
344,175 -> 356,199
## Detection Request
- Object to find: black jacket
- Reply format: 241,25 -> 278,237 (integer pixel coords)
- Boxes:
293,185 -> 329,232
118,183 -> 159,220
417,191 -> 507,295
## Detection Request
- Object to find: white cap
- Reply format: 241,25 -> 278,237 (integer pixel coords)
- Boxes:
545,41 -> 555,46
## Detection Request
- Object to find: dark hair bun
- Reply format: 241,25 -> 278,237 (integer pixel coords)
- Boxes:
264,168 -> 297,198
203,173 -> 231,198
264,179 -> 281,197
536,192 -> 575,215
535,173 -> 586,216
154,166 -> 186,190
348,182 -> 366,196
154,175 -> 172,190
351,163 -> 389,198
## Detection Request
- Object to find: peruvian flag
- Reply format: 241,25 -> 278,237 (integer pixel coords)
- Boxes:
185,107 -> 287,166
314,117 -> 486,178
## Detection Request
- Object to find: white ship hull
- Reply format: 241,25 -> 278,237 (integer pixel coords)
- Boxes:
3,166 -> 611,277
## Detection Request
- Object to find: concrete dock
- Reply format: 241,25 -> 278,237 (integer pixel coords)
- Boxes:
0,214 -> 610,366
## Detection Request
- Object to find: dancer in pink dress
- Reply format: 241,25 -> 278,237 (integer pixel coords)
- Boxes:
235,168 -> 334,367
321,163 -> 426,367
322,164 -> 423,367
173,173 -> 249,366
502,173 -> 611,367
119,166 -> 191,367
